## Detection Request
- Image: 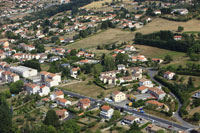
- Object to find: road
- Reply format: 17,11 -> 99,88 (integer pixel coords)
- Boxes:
62,90 -> 191,131
146,68 -> 196,129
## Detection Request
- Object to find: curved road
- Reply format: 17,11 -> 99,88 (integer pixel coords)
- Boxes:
146,68 -> 196,129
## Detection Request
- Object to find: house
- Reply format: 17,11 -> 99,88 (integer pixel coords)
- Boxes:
56,109 -> 69,120
154,10 -> 161,15
117,64 -> 126,71
174,35 -> 182,41
114,49 -> 125,54
152,58 -> 163,64
112,91 -> 126,102
123,115 -> 140,125
148,87 -> 166,100
124,45 -> 136,52
172,9 -> 188,15
137,86 -> 149,94
40,71 -> 61,86
78,98 -> 91,109
39,85 -> 50,96
164,71 -> 175,80
70,67 -> 80,79
50,90 -> 64,100
45,78 -> 59,87
56,98 -> 71,107
100,105 -> 114,119
25,83 -> 40,94
2,71 -> 20,83
139,79 -> 153,88
146,100 -> 164,108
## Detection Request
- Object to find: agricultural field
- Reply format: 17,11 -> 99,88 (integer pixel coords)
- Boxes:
65,29 -> 134,49
137,18 -> 200,34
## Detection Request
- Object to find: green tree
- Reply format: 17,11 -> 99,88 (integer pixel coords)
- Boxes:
188,77 -> 194,87
92,64 -> 103,75
0,94 -> 12,133
193,112 -> 200,121
104,55 -> 115,71
115,53 -> 129,65
63,120 -> 81,133
43,110 -> 59,127
178,26 -> 184,32
164,55 -> 173,63
10,80 -> 24,94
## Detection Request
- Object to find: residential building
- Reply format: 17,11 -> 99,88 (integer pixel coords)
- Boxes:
2,71 -> 20,83
123,115 -> 140,125
100,105 -> 114,119
112,91 -> 126,102
56,109 -> 69,120
39,85 -> 50,96
50,91 -> 64,100
124,45 -> 136,52
56,98 -> 71,107
25,83 -> 40,94
164,71 -> 175,80
137,86 -> 149,94
139,79 -> 153,88
148,87 -> 166,100
146,100 -> 164,108
78,98 -> 91,109
70,67 -> 80,79
117,64 -> 126,71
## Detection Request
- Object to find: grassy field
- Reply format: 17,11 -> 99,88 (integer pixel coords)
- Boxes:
136,18 -> 200,34
65,29 -> 134,49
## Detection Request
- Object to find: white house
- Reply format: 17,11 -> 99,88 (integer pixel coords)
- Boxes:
123,115 -> 140,125
139,79 -> 153,88
56,98 -> 71,107
164,71 -> 175,80
100,105 -> 114,119
137,86 -> 149,94
70,67 -> 80,79
56,109 -> 69,121
117,64 -> 126,71
50,90 -> 64,100
39,85 -> 50,96
2,71 -> 20,83
25,83 -> 40,94
112,91 -> 126,102
124,45 -> 136,52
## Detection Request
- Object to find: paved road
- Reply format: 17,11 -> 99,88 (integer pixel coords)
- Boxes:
62,90 -> 191,131
146,68 -> 196,129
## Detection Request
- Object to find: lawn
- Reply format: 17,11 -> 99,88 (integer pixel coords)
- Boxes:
0,84 -> 9,93
41,63 -> 50,71
65,29 -> 134,49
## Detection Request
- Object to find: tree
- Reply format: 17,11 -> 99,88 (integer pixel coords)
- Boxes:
38,125 -> 57,133
10,80 -> 24,94
111,110 -> 121,120
178,26 -> 184,32
92,64 -> 103,75
63,120 -> 81,133
104,55 -> 115,71
193,112 -> 200,121
156,129 -> 165,133
115,53 -> 129,65
23,60 -> 41,71
164,55 -> 173,63
43,110 -> 59,127
127,121 -> 142,133
121,86 -> 128,91
173,74 -> 179,81
188,77 -> 194,87
0,94 -> 12,133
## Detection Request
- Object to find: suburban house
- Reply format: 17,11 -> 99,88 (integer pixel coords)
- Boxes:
40,71 -> 61,87
56,109 -> 69,121
39,85 -> 50,96
148,87 -> 166,100
151,58 -> 163,64
50,91 -> 64,100
2,71 -> 20,83
70,67 -> 80,79
146,100 -> 164,109
100,105 -> 114,119
117,64 -> 126,71
137,86 -> 149,94
154,10 -> 161,15
123,115 -> 140,125
56,98 -> 71,107
25,83 -> 40,94
174,35 -> 182,41
139,79 -> 154,88
124,45 -> 136,52
164,71 -> 175,80
78,98 -> 91,109
112,91 -> 126,102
